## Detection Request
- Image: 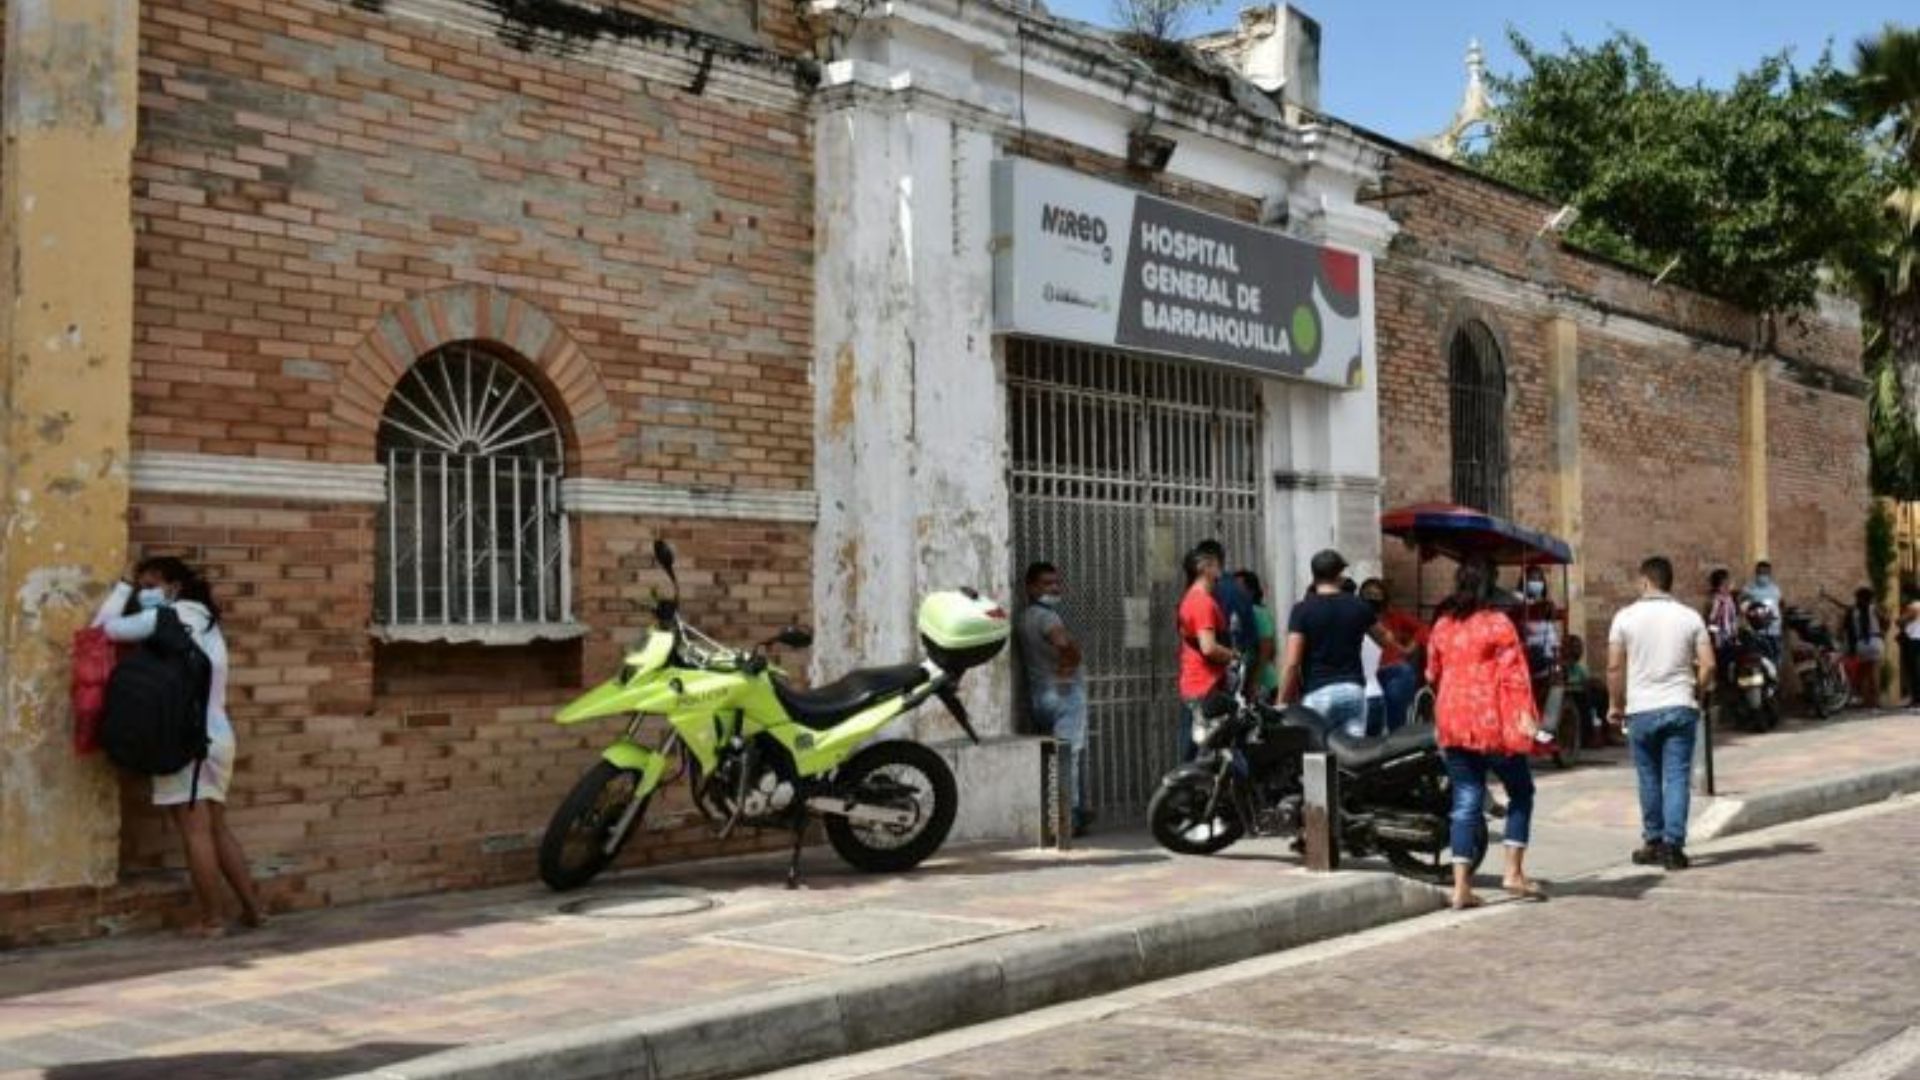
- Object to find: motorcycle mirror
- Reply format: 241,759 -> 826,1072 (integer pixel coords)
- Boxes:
775,626 -> 813,649
653,540 -> 678,589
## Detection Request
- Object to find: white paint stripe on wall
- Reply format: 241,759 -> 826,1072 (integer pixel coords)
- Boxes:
129,452 -> 820,523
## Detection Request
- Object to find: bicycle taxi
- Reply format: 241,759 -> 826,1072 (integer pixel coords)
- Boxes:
1381,503 -> 1589,767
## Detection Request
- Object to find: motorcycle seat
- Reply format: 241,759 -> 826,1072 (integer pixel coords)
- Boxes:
1325,724 -> 1437,771
773,663 -> 930,730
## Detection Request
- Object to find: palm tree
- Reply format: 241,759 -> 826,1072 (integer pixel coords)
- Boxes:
1843,25 -> 1920,488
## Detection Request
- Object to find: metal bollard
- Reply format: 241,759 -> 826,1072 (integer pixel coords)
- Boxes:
1041,737 -> 1072,851
1301,751 -> 1340,872
1694,696 -> 1716,797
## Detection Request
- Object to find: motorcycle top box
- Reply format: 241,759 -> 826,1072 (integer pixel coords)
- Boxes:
917,590 -> 1009,673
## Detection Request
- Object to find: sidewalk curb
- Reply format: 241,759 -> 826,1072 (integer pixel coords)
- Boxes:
351,873 -> 1442,1080
1694,761 -> 1920,841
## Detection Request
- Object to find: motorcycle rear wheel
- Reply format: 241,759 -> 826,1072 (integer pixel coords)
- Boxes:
825,741 -> 957,874
1812,668 -> 1850,718
539,760 -> 649,892
1148,774 -> 1244,855
1380,817 -> 1487,886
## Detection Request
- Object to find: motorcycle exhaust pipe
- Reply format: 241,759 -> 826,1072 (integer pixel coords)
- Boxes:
805,797 -> 916,828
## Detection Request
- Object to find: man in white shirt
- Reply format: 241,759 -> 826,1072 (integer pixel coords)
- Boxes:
1607,556 -> 1716,870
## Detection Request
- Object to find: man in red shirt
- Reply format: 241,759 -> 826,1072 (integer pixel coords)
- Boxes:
1177,545 -> 1236,760
1360,578 -> 1426,730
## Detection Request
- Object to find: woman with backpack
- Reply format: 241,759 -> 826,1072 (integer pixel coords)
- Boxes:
94,557 -> 265,938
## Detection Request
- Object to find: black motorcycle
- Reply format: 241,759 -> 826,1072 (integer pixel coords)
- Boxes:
1146,660 -> 1487,884
1721,604 -> 1781,732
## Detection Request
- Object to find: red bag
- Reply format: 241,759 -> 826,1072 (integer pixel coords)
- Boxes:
71,626 -> 118,754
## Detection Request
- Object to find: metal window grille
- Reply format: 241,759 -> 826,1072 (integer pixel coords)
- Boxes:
375,344 -> 570,629
1007,338 -> 1262,819
1448,320 -> 1510,517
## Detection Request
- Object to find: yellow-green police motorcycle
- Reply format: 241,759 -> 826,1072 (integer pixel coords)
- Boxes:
538,540 -> 1010,890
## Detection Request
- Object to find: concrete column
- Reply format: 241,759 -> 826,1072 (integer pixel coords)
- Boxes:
811,91 -> 1011,738
1740,365 -> 1770,567
0,1 -> 139,891
1546,317 -> 1586,638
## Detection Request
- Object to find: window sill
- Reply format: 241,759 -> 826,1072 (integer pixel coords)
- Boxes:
370,622 -> 588,646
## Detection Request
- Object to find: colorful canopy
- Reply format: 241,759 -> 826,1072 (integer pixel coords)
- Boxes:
1380,503 -> 1575,566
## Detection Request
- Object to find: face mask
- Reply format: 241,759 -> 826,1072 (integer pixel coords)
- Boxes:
136,588 -> 168,610
1755,575 -> 1772,587
1362,595 -> 1384,610
1035,594 -> 1059,608
1525,580 -> 1546,599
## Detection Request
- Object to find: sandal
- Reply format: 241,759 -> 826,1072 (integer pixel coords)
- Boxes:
1503,880 -> 1549,902
180,922 -> 227,940
1449,893 -> 1485,911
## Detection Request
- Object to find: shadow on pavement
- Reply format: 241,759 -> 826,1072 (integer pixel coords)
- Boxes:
40,1041 -> 445,1080
1685,841 -> 1821,868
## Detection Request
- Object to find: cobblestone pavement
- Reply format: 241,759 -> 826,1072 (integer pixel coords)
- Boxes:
781,796 -> 1920,1080
1,709 -> 1915,1079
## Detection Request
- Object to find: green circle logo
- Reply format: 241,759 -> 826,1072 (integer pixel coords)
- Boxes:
1291,304 -> 1319,356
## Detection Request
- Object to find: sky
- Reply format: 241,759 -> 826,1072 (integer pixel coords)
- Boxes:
1042,1 -> 1912,141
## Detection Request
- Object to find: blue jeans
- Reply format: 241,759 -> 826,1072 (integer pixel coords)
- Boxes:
1303,682 -> 1368,738
1443,749 -> 1534,864
1032,681 -> 1088,819
1628,706 -> 1699,847
1377,663 -> 1417,732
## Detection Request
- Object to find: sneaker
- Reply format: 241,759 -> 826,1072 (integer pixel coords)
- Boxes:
1662,846 -> 1690,871
1631,841 -> 1667,866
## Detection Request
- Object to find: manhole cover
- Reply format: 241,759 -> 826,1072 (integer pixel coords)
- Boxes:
558,890 -> 715,919
700,909 -> 1038,964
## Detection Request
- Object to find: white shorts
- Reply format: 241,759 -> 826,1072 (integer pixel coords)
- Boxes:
153,720 -> 234,806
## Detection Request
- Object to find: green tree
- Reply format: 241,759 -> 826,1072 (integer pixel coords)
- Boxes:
1470,32 -> 1876,324
1847,24 -> 1920,491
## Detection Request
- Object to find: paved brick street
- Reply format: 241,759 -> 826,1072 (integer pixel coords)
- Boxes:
1,710 -> 1916,1079
784,796 -> 1920,1080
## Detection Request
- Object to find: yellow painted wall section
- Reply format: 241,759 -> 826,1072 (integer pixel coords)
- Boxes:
1741,365 -> 1770,567
0,0 -> 137,891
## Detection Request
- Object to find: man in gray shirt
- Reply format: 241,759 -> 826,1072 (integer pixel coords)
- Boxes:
1020,562 -> 1089,836
1608,555 -> 1716,871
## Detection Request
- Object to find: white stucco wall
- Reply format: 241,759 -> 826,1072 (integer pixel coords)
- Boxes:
808,0 -> 1397,836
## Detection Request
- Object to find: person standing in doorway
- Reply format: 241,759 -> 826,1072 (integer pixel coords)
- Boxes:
1198,539 -> 1260,657
1608,556 -> 1716,871
1234,570 -> 1279,704
1019,562 -> 1091,837
1844,586 -> 1886,710
1178,547 -> 1236,760
94,557 -> 266,938
1278,550 -> 1389,738
1426,558 -> 1545,909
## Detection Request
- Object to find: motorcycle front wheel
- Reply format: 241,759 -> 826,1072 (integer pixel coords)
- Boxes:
1380,816 -> 1488,886
1813,667 -> 1850,718
1148,773 -> 1245,855
825,741 -> 958,874
538,760 -> 649,892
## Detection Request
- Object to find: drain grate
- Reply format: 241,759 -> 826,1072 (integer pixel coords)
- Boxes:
557,888 -> 715,920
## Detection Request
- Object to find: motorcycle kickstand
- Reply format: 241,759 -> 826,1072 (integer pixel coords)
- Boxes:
785,811 -> 807,891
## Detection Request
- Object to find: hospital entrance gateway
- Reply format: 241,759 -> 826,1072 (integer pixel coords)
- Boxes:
995,160 -> 1385,819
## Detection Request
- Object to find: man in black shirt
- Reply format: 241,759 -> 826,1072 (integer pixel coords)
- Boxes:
1278,549 -> 1392,738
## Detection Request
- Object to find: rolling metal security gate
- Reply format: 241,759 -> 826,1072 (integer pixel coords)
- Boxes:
1008,338 -> 1263,821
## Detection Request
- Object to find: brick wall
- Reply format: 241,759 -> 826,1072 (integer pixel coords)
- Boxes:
132,0 -> 813,487
0,0 -> 818,946
1375,147 -> 1868,647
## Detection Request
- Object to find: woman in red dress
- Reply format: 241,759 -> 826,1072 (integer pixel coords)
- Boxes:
1426,559 -> 1548,909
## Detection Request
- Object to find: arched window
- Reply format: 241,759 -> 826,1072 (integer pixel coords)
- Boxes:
375,343 -> 571,634
1448,320 -> 1509,517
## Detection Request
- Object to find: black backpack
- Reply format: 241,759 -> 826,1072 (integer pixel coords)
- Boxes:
100,607 -> 212,800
